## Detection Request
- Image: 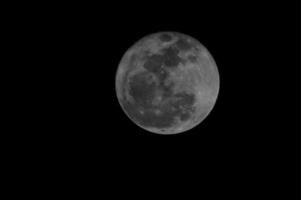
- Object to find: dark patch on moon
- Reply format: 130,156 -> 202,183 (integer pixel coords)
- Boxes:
187,55 -> 198,63
175,38 -> 193,51
159,33 -> 172,42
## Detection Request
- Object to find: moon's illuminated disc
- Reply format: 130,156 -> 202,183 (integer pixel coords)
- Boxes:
115,32 -> 220,135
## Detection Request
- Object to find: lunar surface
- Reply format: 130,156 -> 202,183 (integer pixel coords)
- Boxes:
115,32 -> 219,134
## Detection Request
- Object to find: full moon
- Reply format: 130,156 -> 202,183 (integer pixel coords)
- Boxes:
115,32 -> 219,134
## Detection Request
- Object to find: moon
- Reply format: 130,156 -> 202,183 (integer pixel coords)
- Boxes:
115,32 -> 220,134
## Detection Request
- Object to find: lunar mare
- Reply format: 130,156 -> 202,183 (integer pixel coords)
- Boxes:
115,32 -> 219,134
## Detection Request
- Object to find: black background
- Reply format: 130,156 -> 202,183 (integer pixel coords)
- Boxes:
9,2 -> 297,190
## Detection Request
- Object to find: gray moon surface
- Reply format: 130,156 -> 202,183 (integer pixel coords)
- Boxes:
115,32 -> 220,135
